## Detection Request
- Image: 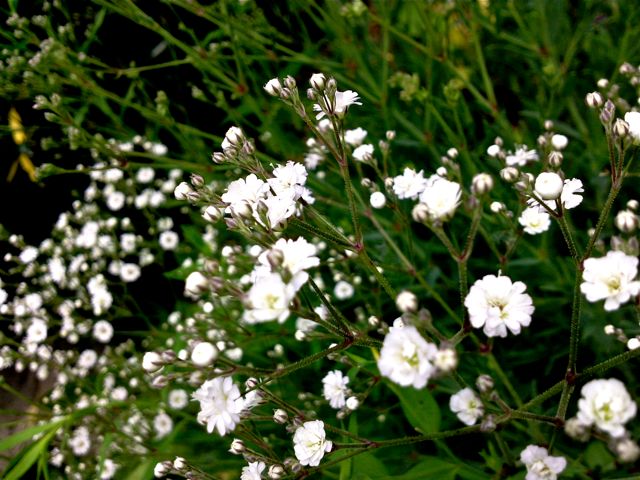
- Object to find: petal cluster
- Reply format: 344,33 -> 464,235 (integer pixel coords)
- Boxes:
580,250 -> 640,311
192,377 -> 243,436
293,420 -> 332,467
577,378 -> 637,438
520,445 -> 567,480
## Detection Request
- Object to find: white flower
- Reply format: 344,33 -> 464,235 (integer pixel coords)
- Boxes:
119,263 -> 141,282
153,412 -> 173,439
259,191 -> 298,229
520,445 -> 567,480
77,349 -> 98,369
159,230 -> 179,250
313,89 -> 362,119
534,172 -> 563,200
192,377 -> 243,435
268,161 -> 313,203
184,271 -> 209,298
19,246 -> 38,263
293,420 -> 332,467
369,191 -> 386,209
487,144 -> 501,157
464,274 -> 534,338
395,290 -> 418,313
243,273 -> 295,324
174,181 -> 192,200
393,168 -> 429,200
168,389 -> 189,409
551,134 -> 568,150
241,461 -> 266,480
518,207 -> 551,235
505,146 -> 539,167
142,352 -> 164,373
221,126 -> 244,153
577,378 -> 637,438
322,370 -> 349,409
352,143 -> 374,162
106,191 -> 126,211
334,280 -> 354,300
345,127 -> 368,146
92,320 -> 113,343
624,111 -> 640,143
258,237 -> 319,290
222,174 -> 269,217
377,324 -> 437,388
449,388 -> 484,426
136,167 -> 155,183
191,342 -> 218,367
26,318 -> 48,344
560,178 -> 584,209
69,426 -> 91,456
418,178 -> 461,221
580,250 -> 640,311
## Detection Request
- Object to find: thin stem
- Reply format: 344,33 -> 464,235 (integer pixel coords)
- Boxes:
581,177 -> 624,262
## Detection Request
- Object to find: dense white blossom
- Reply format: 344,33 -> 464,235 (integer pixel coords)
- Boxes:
580,250 -> 640,311
520,445 -> 567,480
505,146 -> 539,166
293,420 -> 332,466
192,377 -> 243,436
465,274 -> 534,338
577,378 -> 637,438
518,207 -> 551,235
449,388 -> 484,425
377,323 -> 437,388
243,273 -> 295,324
322,370 -> 349,409
418,177 -> 461,221
392,168 -> 429,200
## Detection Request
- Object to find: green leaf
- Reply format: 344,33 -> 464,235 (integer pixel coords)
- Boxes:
584,441 -> 616,471
0,419 -> 66,453
390,456 -> 460,480
387,383 -> 440,434
3,427 -> 59,480
352,452 -> 389,479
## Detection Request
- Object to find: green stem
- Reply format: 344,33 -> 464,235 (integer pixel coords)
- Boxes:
581,177 -> 624,262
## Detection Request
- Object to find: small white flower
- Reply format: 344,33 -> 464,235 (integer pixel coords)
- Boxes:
168,389 -> 189,409
534,172 -> 563,200
418,178 -> 461,221
241,461 -> 265,480
293,420 -> 332,467
120,263 -> 141,283
392,168 -> 429,200
159,231 -> 179,251
624,111 -> 640,143
243,273 -> 295,324
520,445 -> 567,480
505,146 -> 539,167
449,388 -> 483,426
221,126 -> 244,153
518,207 -> 551,235
551,134 -> 568,150
184,271 -> 209,298
26,318 -> 48,344
577,378 -> 637,438
334,280 -> 354,300
153,412 -> 173,439
464,274 -> 534,338
142,352 -> 164,373
191,342 -> 218,367
92,320 -> 113,343
264,78 -> 282,96
580,250 -> 640,311
395,290 -> 418,313
377,324 -> 437,388
487,144 -> 501,157
560,178 -> 584,209
352,143 -> 374,162
345,127 -> 368,146
369,191 -> 386,209
192,377 -> 243,436
174,181 -> 193,200
322,370 -> 349,409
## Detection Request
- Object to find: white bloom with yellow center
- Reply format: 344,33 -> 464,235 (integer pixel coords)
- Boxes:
577,378 -> 637,438
293,420 -> 332,466
580,250 -> 640,311
450,388 -> 484,425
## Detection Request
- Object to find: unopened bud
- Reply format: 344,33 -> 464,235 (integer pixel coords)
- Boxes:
620,62 -> 636,75
480,414 -> 497,432
309,73 -> 326,91
627,199 -> 639,211
229,439 -> 245,454
190,173 -> 204,188
597,78 -> 609,89
600,100 -> 615,124
395,290 -> 418,313
268,465 -> 285,479
185,191 -> 201,203
174,182 -> 193,201
544,119 -> 554,131
386,130 -> 396,141
273,409 -> 288,424
154,461 -> 172,478
190,341 -> 218,367
471,173 -> 493,195
447,147 -> 459,159
202,205 -> 222,223
142,352 -> 164,373
476,374 -> 495,393
411,203 -> 429,223
211,152 -> 226,164
151,375 -> 169,389
585,91 -> 604,108
548,151 -> 563,168
264,78 -> 282,97
500,167 -> 519,183
615,210 -> 638,232
613,118 -> 630,138
245,377 -> 259,390
284,75 -> 297,90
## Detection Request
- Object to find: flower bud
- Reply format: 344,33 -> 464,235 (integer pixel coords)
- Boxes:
223,126 -> 244,148
534,172 -> 563,200
434,348 -> 458,373
202,205 -> 222,223
600,100 -> 615,124
386,130 -> 396,141
264,78 -> 282,97
551,134 -> 568,150
614,118 -> 630,138
190,341 -> 218,367
173,182 -> 193,201
627,337 -> 640,350
184,271 -> 209,297
475,374 -> 495,393
273,409 -> 288,424
154,461 -> 172,478
620,62 -> 636,75
615,438 -> 640,463
161,350 -> 176,362
268,465 -> 285,479
500,167 -> 519,183
151,375 -> 169,389
142,352 -> 164,373
185,191 -> 201,203
544,119 -> 554,131
597,78 -> 609,89
548,151 -> 563,168
564,417 -> 590,442
447,147 -> 459,159
284,75 -> 297,90
412,203 -> 430,223
173,457 -> 186,471
471,173 -> 493,195
486,144 -> 501,157
211,152 -> 226,164
615,210 -> 638,232
369,191 -> 386,209
396,290 -> 418,313
309,73 -> 326,91
585,91 -> 604,108
190,173 -> 204,188
627,199 -> 639,211
245,377 -> 259,389
479,414 -> 497,432
489,201 -> 505,213
229,439 -> 245,455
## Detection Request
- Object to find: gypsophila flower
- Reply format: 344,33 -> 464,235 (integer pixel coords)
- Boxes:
560,178 -> 584,209
243,272 -> 295,324
377,323 -> 437,388
418,177 -> 461,221
334,280 -> 354,300
293,420 -> 332,467
580,250 -> 640,311
153,412 -> 173,439
313,89 -> 362,119
192,376 -> 243,436
322,370 -> 350,409
369,191 -> 386,209
191,341 -> 218,367
520,445 -> 567,480
92,320 -> 113,343
624,111 -> 640,143
168,389 -> 189,409
159,230 -> 179,250
392,168 -> 429,200
465,274 -> 534,338
577,378 -> 637,438
505,146 -> 539,167
352,143 -> 374,162
534,172 -> 563,200
449,388 -> 484,426
258,237 -> 319,290
518,207 -> 551,235
551,134 -> 568,150
241,461 -> 266,480
345,127 -> 368,146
